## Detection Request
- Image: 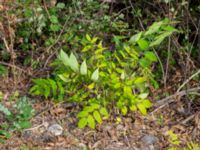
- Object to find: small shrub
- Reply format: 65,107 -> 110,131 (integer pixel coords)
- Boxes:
0,97 -> 34,142
167,130 -> 200,150
30,19 -> 177,128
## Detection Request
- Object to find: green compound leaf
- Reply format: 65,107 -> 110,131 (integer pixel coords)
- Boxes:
137,39 -> 149,50
78,117 -> 88,128
99,107 -> 109,118
121,106 -> 128,115
144,21 -> 163,36
139,57 -> 151,68
93,110 -> 102,124
129,32 -> 143,43
142,99 -> 152,108
137,103 -> 147,115
138,93 -> 149,99
77,111 -> 88,118
87,115 -> 95,129
50,15 -> 59,24
149,31 -> 172,47
144,51 -> 157,62
83,106 -> 95,113
130,105 -> 137,111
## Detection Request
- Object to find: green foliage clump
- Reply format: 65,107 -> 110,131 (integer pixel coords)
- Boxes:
167,130 -> 200,150
0,97 -> 34,142
30,19 -> 177,129
30,78 -> 64,101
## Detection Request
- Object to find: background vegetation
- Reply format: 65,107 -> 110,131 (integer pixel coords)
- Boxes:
0,0 -> 200,149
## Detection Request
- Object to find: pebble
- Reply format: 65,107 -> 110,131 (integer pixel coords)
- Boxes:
141,135 -> 158,145
116,124 -> 124,130
104,125 -> 112,131
48,124 -> 63,136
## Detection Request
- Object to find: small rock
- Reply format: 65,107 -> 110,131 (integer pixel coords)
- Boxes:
78,143 -> 87,149
48,124 -> 63,136
22,130 -> 32,139
141,135 -> 158,145
104,125 -> 112,131
116,124 -> 124,131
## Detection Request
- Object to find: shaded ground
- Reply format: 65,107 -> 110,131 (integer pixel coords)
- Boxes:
0,72 -> 200,149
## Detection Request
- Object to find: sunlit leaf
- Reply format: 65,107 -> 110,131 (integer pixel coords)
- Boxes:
87,115 -> 95,129
69,53 -> 79,72
80,60 -> 87,75
91,103 -> 100,109
138,93 -> 149,99
139,58 -> 151,68
137,103 -> 147,115
137,39 -> 149,50
50,15 -> 59,24
121,106 -> 128,115
0,104 -> 12,116
149,31 -> 172,47
93,111 -> 102,124
91,69 -> 99,81
88,83 -> 95,90
83,106 -> 94,113
145,21 -> 163,36
86,34 -> 91,41
144,51 -> 157,62
129,32 -> 143,43
142,100 -> 152,108
99,107 -> 109,118
78,117 -> 87,128
59,50 -> 70,67
77,111 -> 88,118
134,77 -> 146,84
130,105 -> 137,111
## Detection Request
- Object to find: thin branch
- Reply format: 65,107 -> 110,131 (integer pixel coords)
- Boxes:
43,18 -> 69,68
152,87 -> 200,113
181,114 -> 195,125
164,36 -> 171,88
0,61 -> 27,74
177,69 -> 200,92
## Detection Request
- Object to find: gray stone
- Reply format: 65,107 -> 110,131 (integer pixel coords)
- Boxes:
141,135 -> 158,145
48,124 -> 63,136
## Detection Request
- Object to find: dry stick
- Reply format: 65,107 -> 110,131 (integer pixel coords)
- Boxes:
177,69 -> 200,93
181,114 -> 195,125
164,2 -> 172,88
152,87 -> 200,114
43,18 -> 69,68
33,102 -> 77,118
164,37 -> 171,88
42,0 -> 51,19
112,6 -> 131,21
2,37 -> 10,53
0,61 -> 27,74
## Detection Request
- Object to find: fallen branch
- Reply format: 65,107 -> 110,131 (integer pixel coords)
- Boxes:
177,69 -> 200,92
151,87 -> 200,114
181,114 -> 195,125
0,61 -> 27,74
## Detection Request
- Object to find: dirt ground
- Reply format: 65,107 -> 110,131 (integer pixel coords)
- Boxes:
0,76 -> 200,150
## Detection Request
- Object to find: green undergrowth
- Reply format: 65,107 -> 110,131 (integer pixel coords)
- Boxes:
167,130 -> 200,150
30,19 -> 177,129
0,97 -> 34,143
